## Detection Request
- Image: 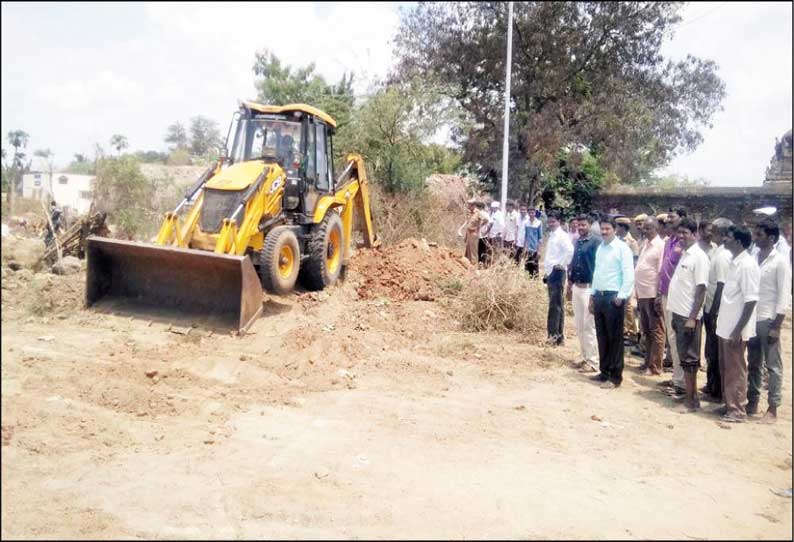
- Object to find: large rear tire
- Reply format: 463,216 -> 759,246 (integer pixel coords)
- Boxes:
260,226 -> 300,294
301,211 -> 344,291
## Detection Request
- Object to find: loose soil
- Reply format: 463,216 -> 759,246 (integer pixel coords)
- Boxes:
1,241 -> 791,539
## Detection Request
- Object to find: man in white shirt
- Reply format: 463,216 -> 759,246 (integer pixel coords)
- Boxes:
666,218 -> 710,411
514,202 -> 530,263
589,211 -> 603,242
716,225 -> 760,423
543,210 -> 574,345
502,200 -> 520,257
702,218 -> 733,401
485,201 -> 504,264
774,234 -> 791,263
747,220 -> 791,423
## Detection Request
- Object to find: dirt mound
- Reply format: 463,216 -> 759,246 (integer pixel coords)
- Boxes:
350,238 -> 472,301
1,267 -> 85,317
2,235 -> 46,270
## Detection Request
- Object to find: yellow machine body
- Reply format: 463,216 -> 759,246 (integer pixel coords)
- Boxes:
86,103 -> 377,332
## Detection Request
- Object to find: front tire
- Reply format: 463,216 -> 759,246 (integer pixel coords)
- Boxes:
260,226 -> 300,294
301,211 -> 344,291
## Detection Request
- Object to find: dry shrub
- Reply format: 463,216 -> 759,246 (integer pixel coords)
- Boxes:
368,183 -> 466,247
455,255 -> 547,338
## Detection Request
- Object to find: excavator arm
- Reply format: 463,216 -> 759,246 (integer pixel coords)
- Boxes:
312,153 -> 379,262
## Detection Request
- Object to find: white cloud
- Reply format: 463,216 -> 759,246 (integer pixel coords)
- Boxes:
1,2 -> 790,186
660,1 -> 792,186
143,2 -> 398,93
35,71 -> 145,112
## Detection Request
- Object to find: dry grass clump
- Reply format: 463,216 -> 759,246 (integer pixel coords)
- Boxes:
368,183 -> 466,248
455,255 -> 547,338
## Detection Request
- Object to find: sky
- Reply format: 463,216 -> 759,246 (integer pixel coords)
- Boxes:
1,1 -> 791,187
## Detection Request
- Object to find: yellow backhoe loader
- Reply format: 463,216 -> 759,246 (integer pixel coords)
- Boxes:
86,102 -> 378,332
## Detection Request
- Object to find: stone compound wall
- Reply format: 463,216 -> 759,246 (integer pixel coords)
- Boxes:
591,184 -> 793,226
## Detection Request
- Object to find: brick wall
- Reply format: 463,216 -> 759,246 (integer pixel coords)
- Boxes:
591,185 -> 793,225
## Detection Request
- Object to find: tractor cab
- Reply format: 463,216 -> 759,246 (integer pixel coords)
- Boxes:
226,101 -> 337,220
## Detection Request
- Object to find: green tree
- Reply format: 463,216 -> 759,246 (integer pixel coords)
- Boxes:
93,156 -> 151,239
394,2 -> 726,201
189,116 -> 222,157
541,149 -> 606,216
133,150 -> 169,164
6,129 -> 31,212
164,121 -> 188,151
638,172 -> 710,189
341,83 -> 460,192
110,134 -> 129,156
1,148 -> 8,194
65,153 -> 94,175
252,49 -> 356,133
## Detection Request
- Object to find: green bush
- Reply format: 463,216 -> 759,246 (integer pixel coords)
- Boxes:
93,156 -> 179,240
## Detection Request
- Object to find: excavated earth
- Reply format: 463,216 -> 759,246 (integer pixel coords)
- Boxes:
1,238 -> 792,539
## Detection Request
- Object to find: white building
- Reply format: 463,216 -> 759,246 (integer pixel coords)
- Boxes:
21,170 -> 95,216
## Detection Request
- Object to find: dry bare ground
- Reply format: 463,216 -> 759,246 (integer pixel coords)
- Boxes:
1,244 -> 791,539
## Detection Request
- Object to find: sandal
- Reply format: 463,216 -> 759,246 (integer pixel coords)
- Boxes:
720,414 -> 745,423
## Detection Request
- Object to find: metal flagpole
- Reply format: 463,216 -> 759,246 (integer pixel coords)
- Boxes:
500,1 -> 513,212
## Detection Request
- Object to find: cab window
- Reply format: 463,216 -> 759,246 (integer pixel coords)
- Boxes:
306,123 -> 316,182
316,124 -> 329,191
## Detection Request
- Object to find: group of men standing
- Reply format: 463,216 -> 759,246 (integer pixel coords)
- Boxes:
465,198 -> 791,423
559,207 -> 791,422
463,199 -> 544,275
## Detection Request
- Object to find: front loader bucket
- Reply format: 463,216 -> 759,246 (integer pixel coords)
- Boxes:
85,237 -> 263,333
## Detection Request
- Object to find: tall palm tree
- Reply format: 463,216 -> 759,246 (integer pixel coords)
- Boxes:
6,130 -> 30,212
110,134 -> 128,156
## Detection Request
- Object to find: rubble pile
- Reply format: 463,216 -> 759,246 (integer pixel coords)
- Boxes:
350,238 -> 471,301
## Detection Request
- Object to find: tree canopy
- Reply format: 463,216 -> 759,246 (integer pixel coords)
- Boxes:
394,1 -> 726,202
253,49 -> 356,131
164,122 -> 188,151
188,116 -> 222,156
110,134 -> 129,155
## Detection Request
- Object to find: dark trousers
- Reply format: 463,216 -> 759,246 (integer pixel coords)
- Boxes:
478,238 -> 488,265
593,292 -> 625,384
672,313 -> 702,372
525,250 -> 539,277
546,268 -> 565,342
514,246 -> 524,264
703,311 -> 721,398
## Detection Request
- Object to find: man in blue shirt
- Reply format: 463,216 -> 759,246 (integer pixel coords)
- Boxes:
588,216 -> 635,388
567,215 -> 601,373
523,204 -> 544,277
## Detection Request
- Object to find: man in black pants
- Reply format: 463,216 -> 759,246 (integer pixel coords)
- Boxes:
543,211 -> 573,345
588,217 -> 635,389
702,218 -> 733,400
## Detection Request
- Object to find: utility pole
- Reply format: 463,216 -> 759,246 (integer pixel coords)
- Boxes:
500,1 -> 514,212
